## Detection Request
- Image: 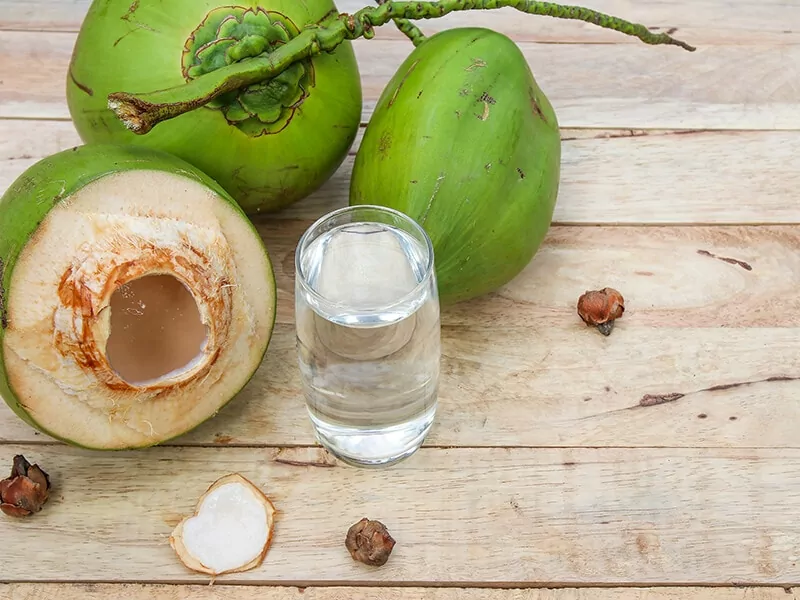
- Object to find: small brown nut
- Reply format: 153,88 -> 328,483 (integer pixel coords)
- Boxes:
0,454 -> 51,517
577,287 -> 625,336
345,518 -> 396,567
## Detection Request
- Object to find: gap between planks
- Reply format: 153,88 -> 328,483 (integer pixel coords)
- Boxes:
0,584 -> 797,597
6,441 -> 800,451
5,117 -> 800,135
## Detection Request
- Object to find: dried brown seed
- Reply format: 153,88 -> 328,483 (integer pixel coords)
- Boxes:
0,454 -> 51,517
345,518 -> 396,567
577,287 -> 625,336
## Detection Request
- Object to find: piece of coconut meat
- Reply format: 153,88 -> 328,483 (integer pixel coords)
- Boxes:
2,169 -> 275,449
170,473 -> 276,575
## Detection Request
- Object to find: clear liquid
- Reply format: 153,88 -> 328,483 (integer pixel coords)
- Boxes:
296,220 -> 440,467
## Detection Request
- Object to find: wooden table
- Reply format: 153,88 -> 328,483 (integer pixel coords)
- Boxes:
1,1 -> 799,598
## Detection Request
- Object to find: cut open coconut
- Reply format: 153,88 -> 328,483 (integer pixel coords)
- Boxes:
0,144 -> 276,449
170,473 -> 277,576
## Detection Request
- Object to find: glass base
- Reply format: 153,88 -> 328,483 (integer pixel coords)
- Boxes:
308,406 -> 436,469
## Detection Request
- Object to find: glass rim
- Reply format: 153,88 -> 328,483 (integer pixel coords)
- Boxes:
294,204 -> 436,314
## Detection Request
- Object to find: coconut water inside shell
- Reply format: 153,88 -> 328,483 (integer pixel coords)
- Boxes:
105,274 -> 209,386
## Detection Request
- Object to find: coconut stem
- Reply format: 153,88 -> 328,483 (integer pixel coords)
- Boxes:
108,0 -> 695,134
377,0 -> 427,46
368,0 -> 696,51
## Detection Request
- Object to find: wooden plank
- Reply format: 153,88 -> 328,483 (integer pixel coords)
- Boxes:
0,584 -> 797,599
0,120 -> 81,183
2,223 -> 799,448
0,445 -> 799,585
354,41 -> 800,130
2,31 -> 799,129
0,0 -> 796,46
279,129 -> 800,225
2,121 -> 800,226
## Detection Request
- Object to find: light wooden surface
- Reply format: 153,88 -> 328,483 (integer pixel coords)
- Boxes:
1,0 -> 798,598
3,122 -> 799,225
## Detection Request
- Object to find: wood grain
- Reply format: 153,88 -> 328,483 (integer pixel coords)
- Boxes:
2,223 -> 798,448
3,121 -> 800,225
1,584 -> 797,599
0,0 -> 797,46
0,445 -> 798,585
3,30 -> 799,129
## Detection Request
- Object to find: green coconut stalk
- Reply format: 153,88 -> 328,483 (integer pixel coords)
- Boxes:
378,0 -> 428,46
108,0 -> 694,133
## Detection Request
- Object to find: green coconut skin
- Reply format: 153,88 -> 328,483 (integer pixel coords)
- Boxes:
350,27 -> 561,305
66,0 -> 363,215
0,144 -> 277,450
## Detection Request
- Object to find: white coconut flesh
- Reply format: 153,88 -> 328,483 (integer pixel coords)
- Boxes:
2,169 -> 275,449
170,473 -> 276,575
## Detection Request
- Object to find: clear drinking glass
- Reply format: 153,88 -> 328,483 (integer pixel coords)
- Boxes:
295,205 -> 441,468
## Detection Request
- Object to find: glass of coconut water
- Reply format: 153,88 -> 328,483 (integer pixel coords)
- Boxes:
295,205 -> 441,468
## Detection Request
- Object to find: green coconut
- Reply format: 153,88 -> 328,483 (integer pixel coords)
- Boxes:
83,1 -> 695,215
0,144 -> 276,450
349,27 -> 561,304
66,0 -> 363,215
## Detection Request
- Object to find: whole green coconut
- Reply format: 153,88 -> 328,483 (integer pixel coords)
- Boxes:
66,0 -> 363,214
350,27 -> 561,305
